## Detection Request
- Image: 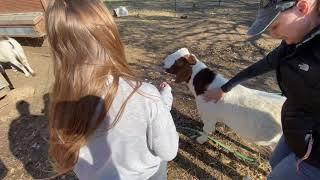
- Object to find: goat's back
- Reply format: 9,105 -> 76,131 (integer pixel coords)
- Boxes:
227,86 -> 285,124
195,83 -> 285,144
0,37 -> 26,63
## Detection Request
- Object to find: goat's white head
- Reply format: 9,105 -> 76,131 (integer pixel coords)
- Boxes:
163,48 -> 197,83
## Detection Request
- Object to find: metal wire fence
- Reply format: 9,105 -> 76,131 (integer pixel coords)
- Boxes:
104,0 -> 224,13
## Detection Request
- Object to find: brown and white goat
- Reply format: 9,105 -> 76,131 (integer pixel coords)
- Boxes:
163,48 -> 285,148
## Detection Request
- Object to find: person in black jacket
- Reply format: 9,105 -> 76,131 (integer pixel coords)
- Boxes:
204,0 -> 320,179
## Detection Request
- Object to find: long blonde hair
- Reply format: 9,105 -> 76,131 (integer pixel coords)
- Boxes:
45,0 -> 141,174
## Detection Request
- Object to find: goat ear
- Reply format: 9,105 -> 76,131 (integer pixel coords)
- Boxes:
185,54 -> 196,65
175,66 -> 192,83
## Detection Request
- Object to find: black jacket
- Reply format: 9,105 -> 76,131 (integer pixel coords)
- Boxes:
221,26 -> 320,168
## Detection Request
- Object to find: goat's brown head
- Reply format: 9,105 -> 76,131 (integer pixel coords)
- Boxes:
163,50 -> 197,83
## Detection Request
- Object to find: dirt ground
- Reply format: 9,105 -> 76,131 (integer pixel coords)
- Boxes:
0,1 -> 283,179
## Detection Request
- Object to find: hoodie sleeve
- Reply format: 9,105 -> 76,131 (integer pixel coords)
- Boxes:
147,96 -> 179,161
159,85 -> 173,110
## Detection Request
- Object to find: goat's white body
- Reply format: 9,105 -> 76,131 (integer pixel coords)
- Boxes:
188,61 -> 285,147
0,37 -> 34,77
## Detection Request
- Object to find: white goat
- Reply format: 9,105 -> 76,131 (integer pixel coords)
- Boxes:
163,48 -> 285,148
0,37 -> 35,77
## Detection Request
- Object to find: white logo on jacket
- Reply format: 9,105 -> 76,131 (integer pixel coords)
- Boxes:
298,63 -> 309,72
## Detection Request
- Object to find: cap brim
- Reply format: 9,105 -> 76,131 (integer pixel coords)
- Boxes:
247,6 -> 280,37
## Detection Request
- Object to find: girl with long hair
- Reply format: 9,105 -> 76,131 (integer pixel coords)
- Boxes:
45,0 -> 178,179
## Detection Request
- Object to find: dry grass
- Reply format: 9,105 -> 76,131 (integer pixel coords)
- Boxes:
130,10 -> 177,17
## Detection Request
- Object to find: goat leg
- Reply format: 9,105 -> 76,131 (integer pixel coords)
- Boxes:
196,131 -> 209,144
0,65 -> 14,90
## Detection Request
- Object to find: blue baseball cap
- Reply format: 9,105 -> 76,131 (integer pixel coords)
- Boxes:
248,0 -> 296,36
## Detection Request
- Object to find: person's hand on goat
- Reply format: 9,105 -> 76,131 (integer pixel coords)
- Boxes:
203,88 -> 224,103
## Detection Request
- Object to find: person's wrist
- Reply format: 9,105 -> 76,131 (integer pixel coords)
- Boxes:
220,86 -> 227,93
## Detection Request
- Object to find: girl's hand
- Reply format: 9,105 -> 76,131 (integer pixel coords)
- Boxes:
203,88 -> 224,103
159,82 -> 169,90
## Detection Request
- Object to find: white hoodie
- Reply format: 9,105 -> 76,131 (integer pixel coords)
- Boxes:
74,78 -> 178,180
